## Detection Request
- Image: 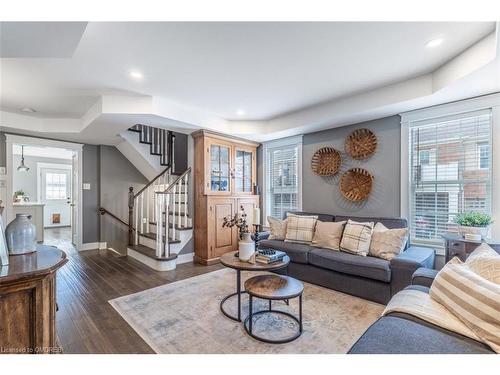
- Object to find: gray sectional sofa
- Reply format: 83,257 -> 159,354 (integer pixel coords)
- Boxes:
348,269 -> 495,354
258,212 -> 435,304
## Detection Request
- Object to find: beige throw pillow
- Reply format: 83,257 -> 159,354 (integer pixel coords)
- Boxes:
339,219 -> 374,256
465,243 -> 500,284
267,216 -> 287,240
284,213 -> 318,244
430,257 -> 500,353
311,221 -> 346,251
369,222 -> 408,260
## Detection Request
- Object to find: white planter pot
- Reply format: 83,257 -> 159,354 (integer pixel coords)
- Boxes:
459,225 -> 489,239
238,233 -> 255,262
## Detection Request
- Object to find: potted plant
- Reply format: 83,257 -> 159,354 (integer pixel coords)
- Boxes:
454,212 -> 493,239
222,205 -> 254,261
13,190 -> 25,203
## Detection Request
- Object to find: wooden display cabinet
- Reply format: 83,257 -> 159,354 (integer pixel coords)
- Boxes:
193,130 -> 260,265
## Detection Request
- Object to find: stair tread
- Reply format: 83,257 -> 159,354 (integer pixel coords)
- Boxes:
149,222 -> 193,230
139,232 -> 181,244
128,244 -> 177,261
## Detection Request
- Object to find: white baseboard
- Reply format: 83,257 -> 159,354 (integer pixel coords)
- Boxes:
176,252 -> 194,264
127,247 -> 177,271
80,242 -> 107,251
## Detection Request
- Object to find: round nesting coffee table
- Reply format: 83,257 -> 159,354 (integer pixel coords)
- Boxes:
244,274 -> 304,344
219,251 -> 290,322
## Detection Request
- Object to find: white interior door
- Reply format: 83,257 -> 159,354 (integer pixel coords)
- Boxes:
40,167 -> 72,228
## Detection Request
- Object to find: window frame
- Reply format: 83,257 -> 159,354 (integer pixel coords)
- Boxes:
400,93 -> 500,254
262,135 -> 303,224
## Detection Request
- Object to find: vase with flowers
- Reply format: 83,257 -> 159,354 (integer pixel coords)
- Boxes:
222,205 -> 254,261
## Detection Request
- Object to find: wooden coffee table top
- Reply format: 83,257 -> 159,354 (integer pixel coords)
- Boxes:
244,274 -> 304,300
220,251 -> 290,271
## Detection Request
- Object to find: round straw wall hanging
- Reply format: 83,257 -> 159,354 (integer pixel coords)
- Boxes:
339,168 -> 374,202
344,128 -> 377,160
311,147 -> 342,176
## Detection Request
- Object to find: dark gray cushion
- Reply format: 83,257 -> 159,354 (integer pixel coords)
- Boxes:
258,239 -> 313,264
309,248 -> 391,282
348,315 -> 494,354
412,267 -> 439,288
284,211 -> 335,222
334,215 -> 407,229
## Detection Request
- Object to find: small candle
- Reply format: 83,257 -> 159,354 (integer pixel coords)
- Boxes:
253,207 -> 261,225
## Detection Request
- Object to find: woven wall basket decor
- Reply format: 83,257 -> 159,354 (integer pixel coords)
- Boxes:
311,147 -> 342,176
339,168 -> 374,202
344,128 -> 377,160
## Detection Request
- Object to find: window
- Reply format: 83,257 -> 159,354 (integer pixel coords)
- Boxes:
408,110 -> 492,246
45,173 -> 67,200
263,136 -> 302,221
478,144 -> 489,169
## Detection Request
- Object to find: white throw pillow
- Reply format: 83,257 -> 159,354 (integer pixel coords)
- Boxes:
369,222 -> 408,260
267,216 -> 287,240
311,221 -> 346,251
465,243 -> 500,284
339,219 -> 374,256
284,213 -> 318,244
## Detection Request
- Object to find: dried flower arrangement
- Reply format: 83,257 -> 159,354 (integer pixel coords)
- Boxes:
222,205 -> 249,240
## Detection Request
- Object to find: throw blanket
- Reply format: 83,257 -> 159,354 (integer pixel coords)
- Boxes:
383,289 -> 482,344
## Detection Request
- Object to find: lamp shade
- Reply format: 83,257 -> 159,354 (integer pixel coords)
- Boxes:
17,145 -> 29,172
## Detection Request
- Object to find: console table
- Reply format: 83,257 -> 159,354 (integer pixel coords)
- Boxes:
441,233 -> 500,263
0,245 -> 67,354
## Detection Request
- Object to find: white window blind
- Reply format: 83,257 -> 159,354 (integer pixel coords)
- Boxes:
265,143 -> 300,220
409,109 -> 492,246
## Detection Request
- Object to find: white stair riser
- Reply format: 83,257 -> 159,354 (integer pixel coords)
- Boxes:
138,229 -> 192,252
127,248 -> 177,271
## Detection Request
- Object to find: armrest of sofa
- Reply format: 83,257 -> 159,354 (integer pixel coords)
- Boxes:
254,231 -> 271,242
390,246 -> 436,296
412,267 -> 439,288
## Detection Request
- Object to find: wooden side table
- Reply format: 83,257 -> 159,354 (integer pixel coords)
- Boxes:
0,245 -> 67,354
441,233 -> 500,263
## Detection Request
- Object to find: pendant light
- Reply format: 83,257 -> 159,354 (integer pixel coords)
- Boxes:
17,145 -> 29,172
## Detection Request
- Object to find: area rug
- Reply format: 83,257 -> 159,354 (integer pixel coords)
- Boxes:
109,268 -> 384,353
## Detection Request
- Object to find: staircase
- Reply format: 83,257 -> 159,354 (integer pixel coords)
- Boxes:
104,124 -> 193,271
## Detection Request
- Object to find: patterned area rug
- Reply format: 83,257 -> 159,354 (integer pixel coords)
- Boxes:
109,268 -> 384,353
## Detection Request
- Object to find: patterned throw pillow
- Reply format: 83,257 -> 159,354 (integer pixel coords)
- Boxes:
339,219 -> 374,256
369,222 -> 408,260
267,217 -> 287,240
430,257 -> 500,353
465,243 -> 500,284
284,213 -> 318,244
311,221 -> 346,251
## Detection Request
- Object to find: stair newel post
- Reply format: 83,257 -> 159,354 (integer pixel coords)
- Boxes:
128,186 -> 134,246
172,184 -> 177,241
177,180 -> 181,228
146,186 -> 150,233
183,173 -> 188,228
156,192 -> 162,258
140,193 -> 144,235
164,193 -> 170,258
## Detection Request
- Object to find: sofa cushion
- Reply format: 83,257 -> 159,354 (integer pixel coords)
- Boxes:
309,248 -> 391,282
284,211 -> 335,223
258,239 -> 313,264
335,215 -> 407,229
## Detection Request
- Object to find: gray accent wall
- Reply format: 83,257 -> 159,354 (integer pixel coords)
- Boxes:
82,145 -> 100,243
302,115 -> 401,217
0,132 -> 6,167
99,145 -> 148,253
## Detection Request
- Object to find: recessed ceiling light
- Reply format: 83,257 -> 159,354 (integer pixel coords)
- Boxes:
129,70 -> 144,80
425,38 -> 444,48
21,107 -> 36,113
236,109 -> 246,116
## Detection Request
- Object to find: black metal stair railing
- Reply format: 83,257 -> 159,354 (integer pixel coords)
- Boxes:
129,124 -> 175,168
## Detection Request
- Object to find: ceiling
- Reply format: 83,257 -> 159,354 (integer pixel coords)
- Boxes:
0,21 -> 499,143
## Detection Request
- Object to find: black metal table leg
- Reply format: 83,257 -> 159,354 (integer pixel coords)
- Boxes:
299,294 -> 303,333
268,299 -> 272,311
220,269 -> 246,322
249,295 -> 253,333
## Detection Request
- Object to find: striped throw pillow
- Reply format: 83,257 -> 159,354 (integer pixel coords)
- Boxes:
465,243 -> 500,284
430,257 -> 500,353
339,219 -> 374,256
284,213 -> 318,244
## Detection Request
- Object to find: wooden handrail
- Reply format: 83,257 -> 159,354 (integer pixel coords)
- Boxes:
156,167 -> 191,195
134,165 -> 171,198
99,207 -> 134,230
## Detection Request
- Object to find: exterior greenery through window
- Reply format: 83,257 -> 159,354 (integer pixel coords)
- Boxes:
409,110 -> 492,246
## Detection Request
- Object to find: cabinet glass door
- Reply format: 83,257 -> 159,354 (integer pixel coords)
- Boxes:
234,149 -> 253,193
210,144 -> 230,192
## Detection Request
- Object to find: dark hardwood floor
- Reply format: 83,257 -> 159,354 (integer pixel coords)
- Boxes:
43,228 -> 223,353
